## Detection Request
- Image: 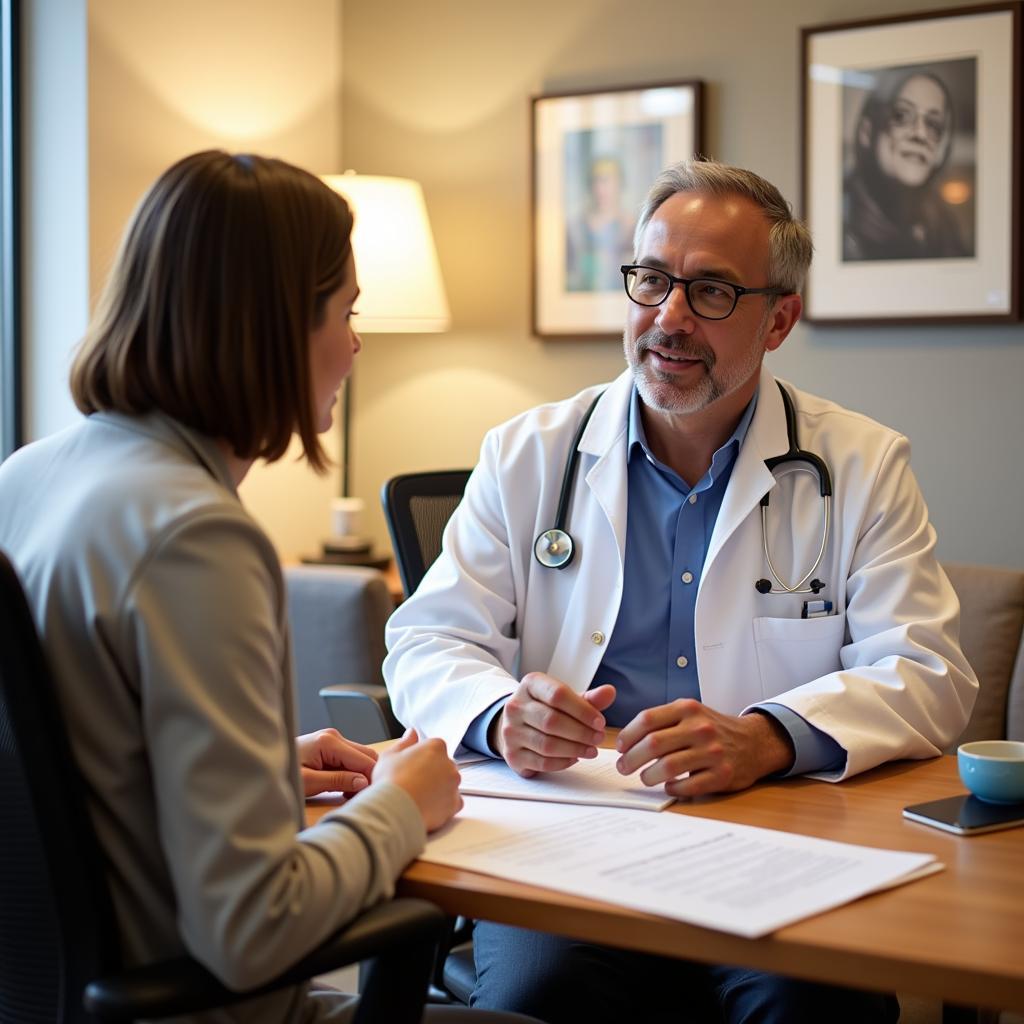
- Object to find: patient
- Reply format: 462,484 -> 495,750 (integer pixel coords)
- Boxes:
0,151 -> 476,1023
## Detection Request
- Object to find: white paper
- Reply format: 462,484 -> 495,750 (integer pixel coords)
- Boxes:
457,748 -> 675,811
421,796 -> 942,938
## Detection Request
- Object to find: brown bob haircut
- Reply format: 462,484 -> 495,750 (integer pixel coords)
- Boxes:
70,150 -> 353,472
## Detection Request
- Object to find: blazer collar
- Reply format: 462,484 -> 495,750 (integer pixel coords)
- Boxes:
94,410 -> 239,495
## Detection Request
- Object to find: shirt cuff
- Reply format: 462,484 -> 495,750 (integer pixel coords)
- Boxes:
753,703 -> 847,777
463,697 -> 509,758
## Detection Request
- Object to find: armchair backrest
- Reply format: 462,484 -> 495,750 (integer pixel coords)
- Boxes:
285,565 -> 394,733
942,560 -> 1024,746
381,470 -> 472,597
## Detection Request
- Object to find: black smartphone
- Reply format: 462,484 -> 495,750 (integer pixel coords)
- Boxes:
903,794 -> 1024,836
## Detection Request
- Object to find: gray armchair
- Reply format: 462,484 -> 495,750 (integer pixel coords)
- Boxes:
284,564 -> 398,742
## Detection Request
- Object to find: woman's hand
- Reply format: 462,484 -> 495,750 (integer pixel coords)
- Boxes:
373,729 -> 463,832
296,728 -> 379,797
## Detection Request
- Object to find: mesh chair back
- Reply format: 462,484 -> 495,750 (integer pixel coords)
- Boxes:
0,550 -> 119,1023
381,471 -> 471,596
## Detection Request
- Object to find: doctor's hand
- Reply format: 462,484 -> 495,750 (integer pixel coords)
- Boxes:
297,728 -> 379,797
490,672 -> 616,777
374,728 -> 463,832
615,701 -> 794,798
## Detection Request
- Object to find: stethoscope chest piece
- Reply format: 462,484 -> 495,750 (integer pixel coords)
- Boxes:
534,390 -> 604,572
534,528 -> 575,569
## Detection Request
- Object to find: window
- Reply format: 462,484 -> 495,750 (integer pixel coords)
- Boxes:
1,0 -> 21,459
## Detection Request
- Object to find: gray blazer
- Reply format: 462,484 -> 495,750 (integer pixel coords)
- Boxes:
0,411 -> 424,1023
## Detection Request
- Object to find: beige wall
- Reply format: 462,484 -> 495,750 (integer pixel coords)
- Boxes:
88,0 -> 345,560
83,0 -> 1024,568
342,0 -> 1024,569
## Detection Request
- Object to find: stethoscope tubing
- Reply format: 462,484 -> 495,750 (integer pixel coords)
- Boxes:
533,390 -> 605,570
533,381 -> 834,595
757,382 -> 833,595
760,493 -> 831,594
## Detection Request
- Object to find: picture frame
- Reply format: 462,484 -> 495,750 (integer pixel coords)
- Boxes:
532,80 -> 703,339
801,4 -> 1021,325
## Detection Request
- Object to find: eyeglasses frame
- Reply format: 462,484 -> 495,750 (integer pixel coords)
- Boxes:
620,263 -> 789,321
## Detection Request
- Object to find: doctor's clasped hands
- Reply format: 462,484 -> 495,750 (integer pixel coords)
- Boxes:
489,676 -> 795,798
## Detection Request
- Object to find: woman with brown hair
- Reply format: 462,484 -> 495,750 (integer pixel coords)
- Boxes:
0,151 -> 511,1023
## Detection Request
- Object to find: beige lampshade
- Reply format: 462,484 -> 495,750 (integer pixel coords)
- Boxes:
321,173 -> 450,333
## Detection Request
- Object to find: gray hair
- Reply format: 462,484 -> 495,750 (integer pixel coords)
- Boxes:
633,160 -> 813,294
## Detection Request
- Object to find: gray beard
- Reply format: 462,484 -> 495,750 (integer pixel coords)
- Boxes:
625,326 -> 765,415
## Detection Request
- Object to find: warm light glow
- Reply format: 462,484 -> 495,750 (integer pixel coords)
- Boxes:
940,179 -> 972,206
321,173 -> 451,333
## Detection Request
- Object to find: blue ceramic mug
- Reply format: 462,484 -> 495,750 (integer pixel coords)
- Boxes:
957,740 -> 1024,804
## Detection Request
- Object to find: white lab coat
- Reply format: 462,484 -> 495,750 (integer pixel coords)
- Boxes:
384,366 -> 977,779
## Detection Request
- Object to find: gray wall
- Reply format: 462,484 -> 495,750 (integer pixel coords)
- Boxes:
341,0 -> 1023,569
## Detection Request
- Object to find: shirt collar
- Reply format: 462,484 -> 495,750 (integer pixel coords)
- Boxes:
627,384 -> 759,484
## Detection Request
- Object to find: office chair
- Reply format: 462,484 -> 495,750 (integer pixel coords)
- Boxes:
0,548 -> 445,1024
320,470 -> 472,745
321,471 -> 478,1003
381,470 -> 473,599
383,470 -> 478,1004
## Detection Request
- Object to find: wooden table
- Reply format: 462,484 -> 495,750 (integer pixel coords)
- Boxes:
307,755 -> 1024,1011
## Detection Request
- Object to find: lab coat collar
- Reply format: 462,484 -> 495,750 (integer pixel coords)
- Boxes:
702,364 -> 790,578
576,365 -> 788,463
567,364 -> 791,576
579,368 -> 633,458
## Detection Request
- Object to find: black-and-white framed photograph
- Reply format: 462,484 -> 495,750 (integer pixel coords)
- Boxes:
801,4 -> 1020,324
532,81 -> 703,339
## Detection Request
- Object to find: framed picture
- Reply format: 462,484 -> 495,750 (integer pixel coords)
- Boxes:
532,80 -> 703,339
801,4 -> 1020,324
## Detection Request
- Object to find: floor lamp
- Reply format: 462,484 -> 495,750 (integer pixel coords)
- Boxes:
318,173 -> 450,564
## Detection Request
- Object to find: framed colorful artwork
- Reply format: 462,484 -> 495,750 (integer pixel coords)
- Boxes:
532,80 -> 703,338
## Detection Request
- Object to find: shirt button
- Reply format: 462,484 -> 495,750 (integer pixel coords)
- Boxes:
676,655 -> 689,669
591,631 -> 605,645
688,493 -> 698,505
681,571 -> 694,584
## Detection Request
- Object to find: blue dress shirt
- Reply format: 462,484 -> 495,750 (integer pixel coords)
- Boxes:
465,387 -> 844,776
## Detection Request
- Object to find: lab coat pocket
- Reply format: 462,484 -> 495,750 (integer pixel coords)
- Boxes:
752,613 -> 847,699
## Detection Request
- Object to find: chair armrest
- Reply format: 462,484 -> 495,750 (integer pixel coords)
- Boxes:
83,898 -> 444,1021
320,683 -> 403,742
284,564 -> 393,733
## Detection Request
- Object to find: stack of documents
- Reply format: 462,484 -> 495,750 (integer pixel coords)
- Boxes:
431,752 -> 940,938
457,748 -> 674,811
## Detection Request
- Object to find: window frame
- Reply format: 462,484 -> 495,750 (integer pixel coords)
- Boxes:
1,0 -> 22,459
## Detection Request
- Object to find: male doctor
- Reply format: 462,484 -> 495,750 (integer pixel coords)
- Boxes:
384,160 -> 976,1024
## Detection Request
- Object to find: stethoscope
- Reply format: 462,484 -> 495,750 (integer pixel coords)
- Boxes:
533,381 -> 834,598
756,382 -> 833,596
533,391 -> 603,569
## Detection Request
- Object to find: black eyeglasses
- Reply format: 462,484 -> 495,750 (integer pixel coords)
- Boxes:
620,264 -> 787,321
887,99 -> 948,146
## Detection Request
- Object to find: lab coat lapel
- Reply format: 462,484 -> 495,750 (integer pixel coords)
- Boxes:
702,368 -> 789,582
544,373 -> 631,690
578,373 -> 632,563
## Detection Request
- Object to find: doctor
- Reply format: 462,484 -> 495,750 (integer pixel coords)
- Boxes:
384,160 -> 976,1023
